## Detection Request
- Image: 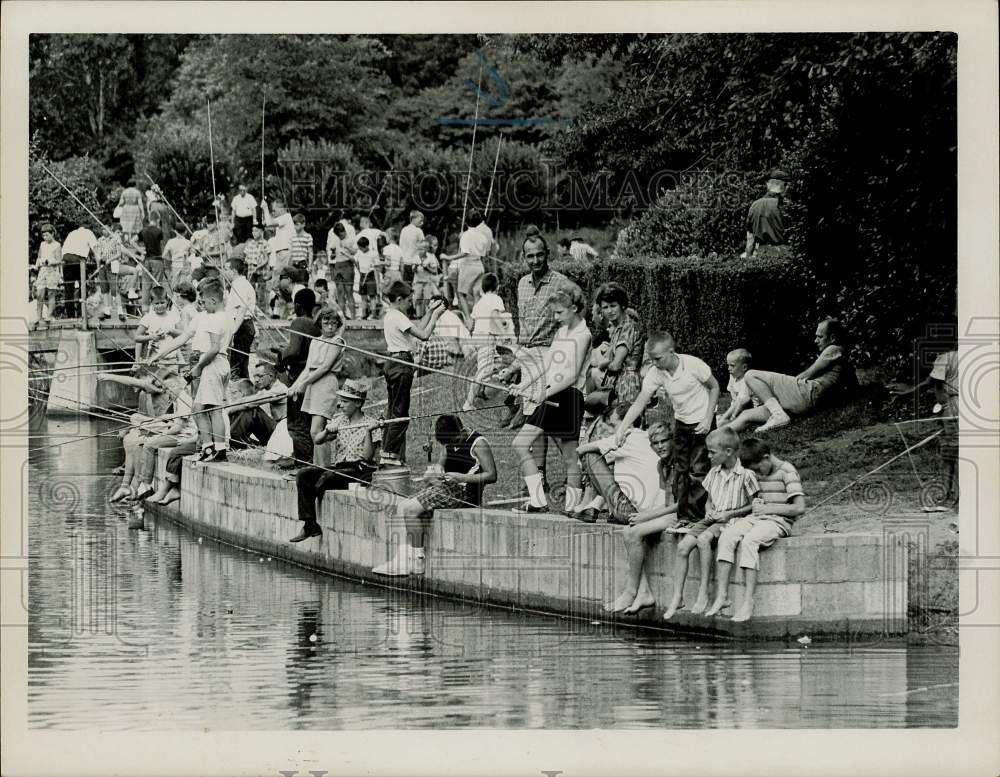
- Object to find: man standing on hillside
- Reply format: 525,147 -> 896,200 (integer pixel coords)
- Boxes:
742,168 -> 789,259
231,183 -> 258,243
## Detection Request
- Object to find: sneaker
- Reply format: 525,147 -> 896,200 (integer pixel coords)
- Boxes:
757,411 -> 791,433
572,508 -> 599,523
197,447 -> 215,462
411,552 -> 426,576
379,453 -> 402,467
208,448 -> 228,463
513,502 -> 549,514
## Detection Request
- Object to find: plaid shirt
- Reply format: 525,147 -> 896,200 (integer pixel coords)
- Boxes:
415,336 -> 455,371
289,233 -> 313,266
95,235 -> 123,265
244,238 -> 270,274
516,269 -> 581,349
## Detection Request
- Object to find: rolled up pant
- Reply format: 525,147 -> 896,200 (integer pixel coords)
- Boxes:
672,419 -> 712,523
716,515 -> 790,569
579,451 -> 638,521
164,440 -> 199,485
139,433 -> 187,483
296,461 -> 376,526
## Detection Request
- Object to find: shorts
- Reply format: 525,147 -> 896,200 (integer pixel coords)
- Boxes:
331,263 -> 354,283
360,271 -> 379,296
684,516 -> 729,541
413,476 -> 468,512
457,258 -> 484,297
524,386 -> 584,440
301,371 -> 339,419
447,260 -> 461,285
194,355 -> 229,406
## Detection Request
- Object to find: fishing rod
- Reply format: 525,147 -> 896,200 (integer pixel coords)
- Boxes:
270,322 -> 558,407
460,57 -> 485,234
32,361 -> 136,372
27,388 -> 132,424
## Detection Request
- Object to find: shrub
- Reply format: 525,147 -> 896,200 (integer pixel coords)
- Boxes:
499,253 -> 816,378
28,139 -> 109,247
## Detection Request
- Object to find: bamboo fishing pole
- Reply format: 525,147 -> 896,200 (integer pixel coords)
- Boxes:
460,57 -> 485,233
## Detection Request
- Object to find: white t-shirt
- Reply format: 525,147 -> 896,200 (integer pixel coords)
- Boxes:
383,243 -> 403,273
226,275 -> 257,324
356,247 -> 379,275
62,227 -> 98,258
726,374 -> 760,408
399,223 -> 424,266
191,310 -> 229,354
337,219 -> 357,242
162,235 -> 191,264
641,353 -> 714,424
357,227 -> 384,250
267,211 -> 296,252
231,193 -> 257,219
383,308 -> 413,353
139,309 -> 181,361
596,428 -> 663,510
544,318 -> 592,393
433,309 -> 471,344
326,231 -> 341,260
470,291 -> 504,336
459,226 -> 492,258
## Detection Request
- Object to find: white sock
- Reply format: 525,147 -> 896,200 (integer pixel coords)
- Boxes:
525,473 -> 547,507
764,398 -> 789,419
580,495 -> 605,512
564,485 -> 583,512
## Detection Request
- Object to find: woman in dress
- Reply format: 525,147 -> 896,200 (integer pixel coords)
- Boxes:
288,306 -> 345,466
33,223 -> 62,326
591,282 -> 644,406
115,180 -> 145,241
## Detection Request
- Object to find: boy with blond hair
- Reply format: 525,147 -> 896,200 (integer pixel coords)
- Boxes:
718,347 -> 760,431
705,437 -> 805,621
663,426 -> 759,620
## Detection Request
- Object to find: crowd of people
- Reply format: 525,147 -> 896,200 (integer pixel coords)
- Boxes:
38,180 -> 893,625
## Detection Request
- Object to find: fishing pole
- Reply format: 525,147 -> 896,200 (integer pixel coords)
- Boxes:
460,56 -> 485,234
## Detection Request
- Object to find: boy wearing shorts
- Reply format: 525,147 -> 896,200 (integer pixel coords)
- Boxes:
718,348 -> 760,431
663,427 -> 758,620
182,280 -> 230,462
705,437 -> 805,622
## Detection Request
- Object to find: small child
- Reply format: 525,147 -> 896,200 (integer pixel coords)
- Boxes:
702,437 -> 805,621
663,426 -> 759,620
412,236 -> 440,318
313,278 -> 330,309
718,348 -> 760,431
162,229 -> 192,287
463,272 -> 509,411
135,285 -> 182,366
289,214 -> 313,275
380,281 -> 444,465
33,223 -> 62,326
355,236 -> 381,319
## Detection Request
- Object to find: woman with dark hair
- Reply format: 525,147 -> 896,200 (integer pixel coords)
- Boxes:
591,282 -> 645,406
373,413 -> 497,576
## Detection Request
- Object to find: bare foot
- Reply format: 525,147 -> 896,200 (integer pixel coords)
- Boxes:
662,599 -> 685,621
704,599 -> 725,617
604,591 -> 637,613
159,488 -> 181,506
690,594 -> 710,614
732,602 -> 754,623
623,592 -> 656,614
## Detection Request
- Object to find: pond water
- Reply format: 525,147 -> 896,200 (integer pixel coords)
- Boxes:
27,419 -> 959,729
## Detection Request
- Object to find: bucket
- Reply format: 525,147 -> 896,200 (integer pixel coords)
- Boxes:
371,464 -> 413,498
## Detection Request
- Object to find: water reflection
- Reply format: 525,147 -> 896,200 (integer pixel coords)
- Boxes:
27,421 -> 959,730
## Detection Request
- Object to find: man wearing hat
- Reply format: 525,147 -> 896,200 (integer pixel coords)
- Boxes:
291,378 -> 382,542
742,168 -> 790,259
231,183 -> 258,244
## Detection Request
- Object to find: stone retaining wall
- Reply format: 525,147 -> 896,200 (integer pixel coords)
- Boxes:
148,457 -> 909,639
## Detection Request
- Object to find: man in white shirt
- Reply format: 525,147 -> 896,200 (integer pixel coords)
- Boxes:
61,221 -> 98,319
261,197 -> 295,274
398,210 -> 425,283
445,209 -> 491,318
223,256 -> 258,380
231,183 -> 258,243
381,227 -> 404,288
615,330 -> 719,525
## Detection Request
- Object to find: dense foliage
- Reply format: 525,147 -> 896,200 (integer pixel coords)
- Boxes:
28,32 -> 956,371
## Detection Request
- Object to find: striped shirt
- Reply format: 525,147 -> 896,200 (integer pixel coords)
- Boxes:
702,460 -> 759,513
290,233 -> 314,267
757,457 -> 805,525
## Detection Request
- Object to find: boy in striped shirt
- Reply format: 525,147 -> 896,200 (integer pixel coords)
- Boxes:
706,437 -> 805,621
663,426 -> 759,620
289,214 -> 314,275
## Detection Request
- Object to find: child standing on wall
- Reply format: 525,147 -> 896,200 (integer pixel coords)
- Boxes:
704,436 -> 805,622
380,281 -> 445,466
663,426 -> 759,620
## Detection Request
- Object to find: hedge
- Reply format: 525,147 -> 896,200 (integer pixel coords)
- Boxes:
498,253 -> 817,379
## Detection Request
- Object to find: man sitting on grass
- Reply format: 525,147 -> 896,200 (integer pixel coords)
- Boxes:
705,437 -> 805,622
731,317 -> 857,433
